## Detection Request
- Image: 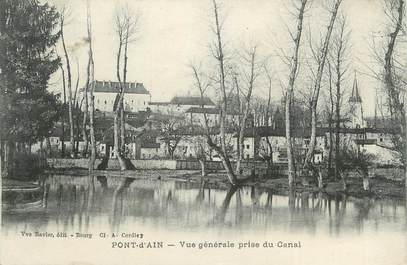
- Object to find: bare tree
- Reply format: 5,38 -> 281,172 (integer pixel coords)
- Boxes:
208,0 -> 238,186
190,63 -> 212,177
86,0 -> 96,171
379,0 -> 406,186
285,0 -> 309,188
160,117 -> 184,158
234,45 -> 260,176
331,15 -> 350,181
303,0 -> 343,169
113,4 -> 140,170
60,8 -> 75,157
81,60 -> 89,157
58,63 -> 67,157
325,60 -> 335,175
261,64 -> 274,166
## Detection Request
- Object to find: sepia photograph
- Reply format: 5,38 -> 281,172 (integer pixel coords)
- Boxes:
1,0 -> 406,264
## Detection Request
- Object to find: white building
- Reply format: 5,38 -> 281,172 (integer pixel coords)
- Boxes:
234,126 -> 326,163
90,80 -> 151,113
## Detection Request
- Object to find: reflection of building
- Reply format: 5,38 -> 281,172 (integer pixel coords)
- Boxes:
91,81 -> 151,112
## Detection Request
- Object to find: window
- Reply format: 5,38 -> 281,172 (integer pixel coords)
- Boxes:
246,154 -> 250,159
380,138 -> 383,142
246,145 -> 250,149
104,100 -> 107,104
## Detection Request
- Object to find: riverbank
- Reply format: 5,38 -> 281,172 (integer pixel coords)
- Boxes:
42,168 -> 406,199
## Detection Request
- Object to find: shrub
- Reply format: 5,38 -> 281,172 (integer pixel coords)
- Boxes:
10,152 -> 46,180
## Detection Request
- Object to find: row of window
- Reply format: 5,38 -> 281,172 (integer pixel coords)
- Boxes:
95,99 -> 147,105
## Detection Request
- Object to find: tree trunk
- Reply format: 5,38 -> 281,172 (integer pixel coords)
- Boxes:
59,65 -> 66,158
303,0 -> 342,168
82,89 -> 89,157
211,0 -> 238,186
3,141 -> 9,178
114,114 -> 127,170
405,108 -> 407,188
234,49 -> 256,176
120,105 -> 125,153
86,2 -> 97,172
285,0 -> 308,189
61,21 -> 75,158
198,158 -> 206,177
362,171 -> 370,191
120,38 -> 128,154
46,137 -> 51,156
335,83 -> 341,181
317,168 -> 323,189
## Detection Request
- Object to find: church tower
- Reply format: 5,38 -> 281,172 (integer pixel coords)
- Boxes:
349,73 -> 365,128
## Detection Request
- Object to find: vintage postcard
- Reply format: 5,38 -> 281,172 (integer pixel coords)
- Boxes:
1,0 -> 406,264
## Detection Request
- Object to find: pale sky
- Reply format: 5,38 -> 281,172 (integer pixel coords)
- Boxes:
48,0 -> 390,116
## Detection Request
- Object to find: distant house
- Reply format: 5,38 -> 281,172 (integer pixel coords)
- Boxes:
234,126 -> 326,163
149,96 -> 215,115
140,142 -> 161,159
90,80 -> 151,113
184,107 -> 241,127
329,127 -> 401,165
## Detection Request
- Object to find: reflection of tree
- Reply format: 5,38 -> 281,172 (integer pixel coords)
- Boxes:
250,186 -> 261,207
96,175 -> 108,190
195,179 -> 207,205
110,178 -> 135,231
265,191 -> 273,208
213,186 -> 239,224
333,194 -> 347,236
235,189 -> 243,225
85,176 -> 95,231
353,197 -> 374,233
42,182 -> 50,208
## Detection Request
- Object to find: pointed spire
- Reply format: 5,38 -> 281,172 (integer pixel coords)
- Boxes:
349,71 -> 362,103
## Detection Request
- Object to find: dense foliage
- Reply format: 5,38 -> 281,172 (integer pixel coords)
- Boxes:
0,0 -> 62,144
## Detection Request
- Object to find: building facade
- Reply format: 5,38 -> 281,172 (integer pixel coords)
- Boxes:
90,81 -> 151,113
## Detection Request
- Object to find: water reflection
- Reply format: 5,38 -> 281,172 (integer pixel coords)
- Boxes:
2,174 -> 406,237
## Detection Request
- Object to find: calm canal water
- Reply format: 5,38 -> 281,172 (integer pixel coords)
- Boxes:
2,174 -> 407,265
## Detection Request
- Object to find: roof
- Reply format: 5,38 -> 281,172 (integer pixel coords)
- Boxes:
93,81 -> 149,94
349,75 -> 362,103
336,127 -> 400,134
185,107 -> 241,115
354,139 -> 377,145
141,142 -> 160,149
241,126 -> 326,138
149,102 -> 170,106
170,96 -> 215,106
